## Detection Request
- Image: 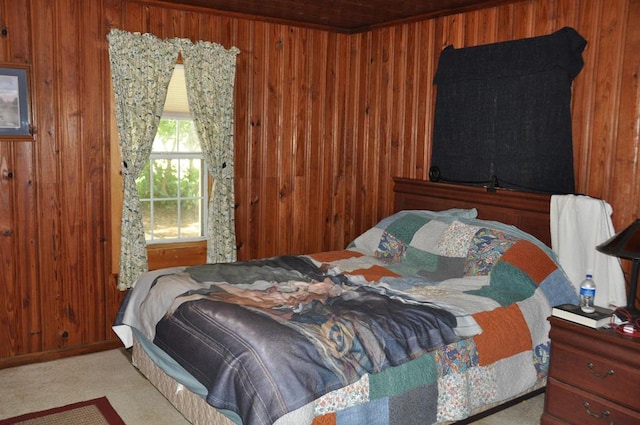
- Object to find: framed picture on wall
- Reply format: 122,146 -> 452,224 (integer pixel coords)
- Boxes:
0,63 -> 33,140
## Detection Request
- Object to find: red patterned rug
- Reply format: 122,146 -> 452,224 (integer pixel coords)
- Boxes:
0,397 -> 125,425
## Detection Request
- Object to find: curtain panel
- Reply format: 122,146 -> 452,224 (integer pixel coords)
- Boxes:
180,40 -> 240,264
108,29 -> 180,290
108,29 -> 240,290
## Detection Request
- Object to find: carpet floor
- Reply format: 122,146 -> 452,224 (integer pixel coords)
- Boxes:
0,348 -> 544,424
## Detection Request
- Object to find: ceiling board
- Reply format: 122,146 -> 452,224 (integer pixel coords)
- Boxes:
153,0 -> 521,33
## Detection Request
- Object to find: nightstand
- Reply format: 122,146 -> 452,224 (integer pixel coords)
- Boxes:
541,316 -> 640,424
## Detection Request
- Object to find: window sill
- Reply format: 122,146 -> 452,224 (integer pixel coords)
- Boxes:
147,240 -> 207,270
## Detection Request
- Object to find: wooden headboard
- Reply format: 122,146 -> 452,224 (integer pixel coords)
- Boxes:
393,178 -> 552,246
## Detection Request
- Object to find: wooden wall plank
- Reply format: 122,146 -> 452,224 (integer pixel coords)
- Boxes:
331,33 -> 350,249
0,144 -> 40,356
290,27 -> 308,251
0,144 -> 19,357
417,20 -> 436,180
0,0 -> 31,63
80,0 -> 110,344
278,25 -> 295,254
265,24 -> 282,255
353,32 -> 372,237
30,0 -> 64,353
14,143 -> 40,354
613,0 -> 640,223
571,1 -> 597,191
342,32 -> 362,245
589,2 -> 627,198
55,0 -> 84,349
232,19 -> 250,256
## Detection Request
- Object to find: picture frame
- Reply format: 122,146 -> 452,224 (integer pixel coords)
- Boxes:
0,63 -> 33,139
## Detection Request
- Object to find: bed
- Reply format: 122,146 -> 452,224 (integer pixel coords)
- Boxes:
113,178 -> 578,425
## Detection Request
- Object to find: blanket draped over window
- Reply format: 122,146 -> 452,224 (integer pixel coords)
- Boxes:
108,29 -> 240,290
431,27 -> 586,194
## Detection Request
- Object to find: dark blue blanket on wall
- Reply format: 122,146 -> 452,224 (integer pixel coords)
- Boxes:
431,27 -> 587,194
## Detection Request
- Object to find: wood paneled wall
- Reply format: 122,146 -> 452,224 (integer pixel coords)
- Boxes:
113,0 -> 639,259
1,0 -> 638,366
0,0 -> 122,367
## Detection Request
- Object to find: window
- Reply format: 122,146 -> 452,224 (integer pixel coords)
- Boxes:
136,65 -> 208,243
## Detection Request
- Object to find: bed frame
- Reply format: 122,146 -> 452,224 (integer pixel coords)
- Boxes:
393,178 -> 552,246
132,178 -> 553,425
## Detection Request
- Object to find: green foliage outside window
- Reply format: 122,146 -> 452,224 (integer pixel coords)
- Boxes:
136,118 -> 205,240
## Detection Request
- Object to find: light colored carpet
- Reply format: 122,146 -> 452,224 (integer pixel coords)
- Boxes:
0,349 -> 190,424
0,348 -> 543,424
468,394 -> 544,425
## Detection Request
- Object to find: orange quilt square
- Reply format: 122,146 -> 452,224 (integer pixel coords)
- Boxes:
308,250 -> 364,263
312,412 -> 336,425
472,304 -> 532,366
500,240 -> 557,284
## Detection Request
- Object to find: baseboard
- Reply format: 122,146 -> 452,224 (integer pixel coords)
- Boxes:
0,340 -> 122,370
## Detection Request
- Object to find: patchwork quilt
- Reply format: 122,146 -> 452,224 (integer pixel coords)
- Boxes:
114,209 -> 578,425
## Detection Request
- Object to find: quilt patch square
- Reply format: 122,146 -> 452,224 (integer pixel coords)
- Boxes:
464,228 -> 518,276
472,304 -> 532,366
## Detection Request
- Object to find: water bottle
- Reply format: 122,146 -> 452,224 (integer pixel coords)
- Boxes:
579,273 -> 596,313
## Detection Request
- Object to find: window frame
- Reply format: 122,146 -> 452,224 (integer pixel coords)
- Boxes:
140,116 -> 208,245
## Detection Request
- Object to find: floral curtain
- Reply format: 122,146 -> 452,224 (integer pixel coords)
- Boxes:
180,40 -> 240,263
108,29 -> 240,289
107,29 -> 180,290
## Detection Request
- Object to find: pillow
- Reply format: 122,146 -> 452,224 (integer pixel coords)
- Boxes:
409,220 -> 450,254
437,221 -> 480,257
464,228 -> 518,276
376,231 -> 407,263
349,209 -> 478,256
430,208 -> 479,220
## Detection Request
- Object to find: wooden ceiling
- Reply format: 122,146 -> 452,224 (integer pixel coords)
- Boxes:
158,0 -> 521,33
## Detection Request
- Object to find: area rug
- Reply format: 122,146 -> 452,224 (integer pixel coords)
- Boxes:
0,396 -> 125,425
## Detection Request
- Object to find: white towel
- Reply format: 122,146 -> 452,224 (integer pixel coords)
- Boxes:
550,194 -> 627,308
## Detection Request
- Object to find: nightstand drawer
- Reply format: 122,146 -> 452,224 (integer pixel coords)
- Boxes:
546,378 -> 640,425
549,342 -> 640,410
